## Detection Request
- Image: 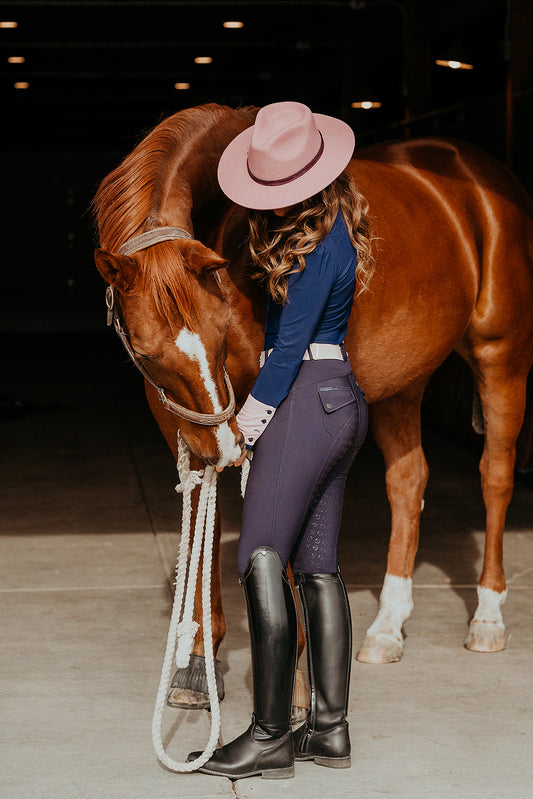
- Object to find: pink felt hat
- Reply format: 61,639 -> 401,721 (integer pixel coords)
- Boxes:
217,101 -> 355,210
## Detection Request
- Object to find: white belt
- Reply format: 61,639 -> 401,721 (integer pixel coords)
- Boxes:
259,342 -> 344,368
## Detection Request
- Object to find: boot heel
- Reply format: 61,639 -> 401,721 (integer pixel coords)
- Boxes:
261,764 -> 295,779
314,755 -> 351,769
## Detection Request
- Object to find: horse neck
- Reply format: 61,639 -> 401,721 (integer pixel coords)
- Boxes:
155,107 -> 257,236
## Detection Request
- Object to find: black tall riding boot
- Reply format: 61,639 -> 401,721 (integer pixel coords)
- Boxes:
188,546 -> 298,779
293,571 -> 352,768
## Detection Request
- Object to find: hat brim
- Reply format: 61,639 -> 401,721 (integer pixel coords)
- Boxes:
217,113 -> 355,210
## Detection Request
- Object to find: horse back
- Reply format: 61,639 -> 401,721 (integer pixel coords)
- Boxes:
345,138 -> 533,399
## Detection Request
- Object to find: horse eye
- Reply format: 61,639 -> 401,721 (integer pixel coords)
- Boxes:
135,350 -> 154,363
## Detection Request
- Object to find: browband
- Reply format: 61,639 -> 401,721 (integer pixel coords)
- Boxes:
117,226 -> 192,256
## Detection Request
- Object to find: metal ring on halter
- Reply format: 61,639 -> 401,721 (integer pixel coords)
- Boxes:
104,224 -> 236,426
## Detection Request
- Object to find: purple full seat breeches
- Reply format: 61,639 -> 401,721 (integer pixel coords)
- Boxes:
238,349 -> 368,575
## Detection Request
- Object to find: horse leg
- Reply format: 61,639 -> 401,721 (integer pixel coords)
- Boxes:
464,362 -> 529,652
144,385 -> 228,707
166,486 -> 227,708
286,564 -> 310,724
357,382 -> 429,664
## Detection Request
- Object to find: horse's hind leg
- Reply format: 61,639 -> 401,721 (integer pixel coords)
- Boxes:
357,381 -> 429,663
463,358 -> 529,652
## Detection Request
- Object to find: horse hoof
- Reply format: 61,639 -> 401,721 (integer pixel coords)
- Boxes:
356,634 -> 404,664
464,621 -> 507,653
291,668 -> 309,725
167,687 -> 211,709
291,705 -> 309,726
166,654 -> 225,709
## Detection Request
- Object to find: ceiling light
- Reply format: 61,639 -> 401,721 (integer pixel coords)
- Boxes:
435,59 -> 473,70
174,82 -> 190,90
14,81 -> 29,89
0,21 -> 18,28
194,56 -> 212,64
8,56 -> 25,64
351,101 -> 382,109
223,21 -> 244,29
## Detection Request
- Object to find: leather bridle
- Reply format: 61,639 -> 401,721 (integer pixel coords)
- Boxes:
105,227 -> 235,426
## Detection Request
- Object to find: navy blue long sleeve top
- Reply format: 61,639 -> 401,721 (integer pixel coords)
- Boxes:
250,210 -> 357,408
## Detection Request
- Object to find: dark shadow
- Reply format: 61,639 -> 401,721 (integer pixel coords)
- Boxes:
337,428 -> 484,624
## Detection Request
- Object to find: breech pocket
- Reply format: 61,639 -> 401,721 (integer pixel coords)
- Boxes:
318,386 -> 356,413
317,386 -> 357,437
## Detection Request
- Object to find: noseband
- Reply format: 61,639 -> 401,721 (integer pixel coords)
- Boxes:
105,226 -> 235,426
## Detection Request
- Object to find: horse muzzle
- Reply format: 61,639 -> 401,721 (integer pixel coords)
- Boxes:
180,417 -> 243,468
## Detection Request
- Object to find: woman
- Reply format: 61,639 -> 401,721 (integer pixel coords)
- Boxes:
189,101 -> 372,779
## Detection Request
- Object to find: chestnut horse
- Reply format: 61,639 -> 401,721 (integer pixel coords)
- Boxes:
93,103 -> 533,709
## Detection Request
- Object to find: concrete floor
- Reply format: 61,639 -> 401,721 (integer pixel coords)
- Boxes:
2,332 -> 533,799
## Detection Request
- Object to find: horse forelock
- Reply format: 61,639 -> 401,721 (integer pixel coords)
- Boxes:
136,241 -> 200,334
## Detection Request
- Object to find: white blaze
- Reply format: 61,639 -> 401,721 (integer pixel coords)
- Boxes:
174,329 -> 241,465
175,329 -> 221,411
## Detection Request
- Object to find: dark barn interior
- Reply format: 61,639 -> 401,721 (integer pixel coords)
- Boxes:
1,0 -> 532,330
2,2 -> 533,797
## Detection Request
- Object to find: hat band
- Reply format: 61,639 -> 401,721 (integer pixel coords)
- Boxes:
247,132 -> 324,187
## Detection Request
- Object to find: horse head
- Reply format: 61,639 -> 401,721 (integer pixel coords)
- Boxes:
94,235 -> 244,468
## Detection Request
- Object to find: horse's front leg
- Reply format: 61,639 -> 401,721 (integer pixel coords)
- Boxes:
357,383 -> 429,663
166,471 -> 227,709
144,385 -> 228,708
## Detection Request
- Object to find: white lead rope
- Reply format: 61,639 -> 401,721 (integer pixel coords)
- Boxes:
240,454 -> 251,499
151,433 -> 221,772
152,435 -> 251,772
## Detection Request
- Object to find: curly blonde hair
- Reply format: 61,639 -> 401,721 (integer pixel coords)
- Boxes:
248,171 -> 374,304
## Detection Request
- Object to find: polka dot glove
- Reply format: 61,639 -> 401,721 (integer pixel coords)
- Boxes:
236,394 -> 276,449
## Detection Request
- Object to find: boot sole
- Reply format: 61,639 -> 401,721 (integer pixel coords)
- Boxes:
296,754 -> 351,769
198,764 -> 295,780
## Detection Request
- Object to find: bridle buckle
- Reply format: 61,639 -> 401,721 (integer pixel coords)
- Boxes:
106,285 -> 115,327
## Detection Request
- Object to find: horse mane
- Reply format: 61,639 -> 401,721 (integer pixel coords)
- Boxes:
92,103 -> 256,330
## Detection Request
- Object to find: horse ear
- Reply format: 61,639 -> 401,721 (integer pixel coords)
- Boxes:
94,248 -> 137,290
179,240 -> 228,273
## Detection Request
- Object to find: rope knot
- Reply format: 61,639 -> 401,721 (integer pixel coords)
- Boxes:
175,431 -> 205,493
175,469 -> 204,494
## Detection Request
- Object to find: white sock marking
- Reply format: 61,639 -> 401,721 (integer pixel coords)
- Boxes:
471,586 -> 507,628
366,574 -> 414,642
